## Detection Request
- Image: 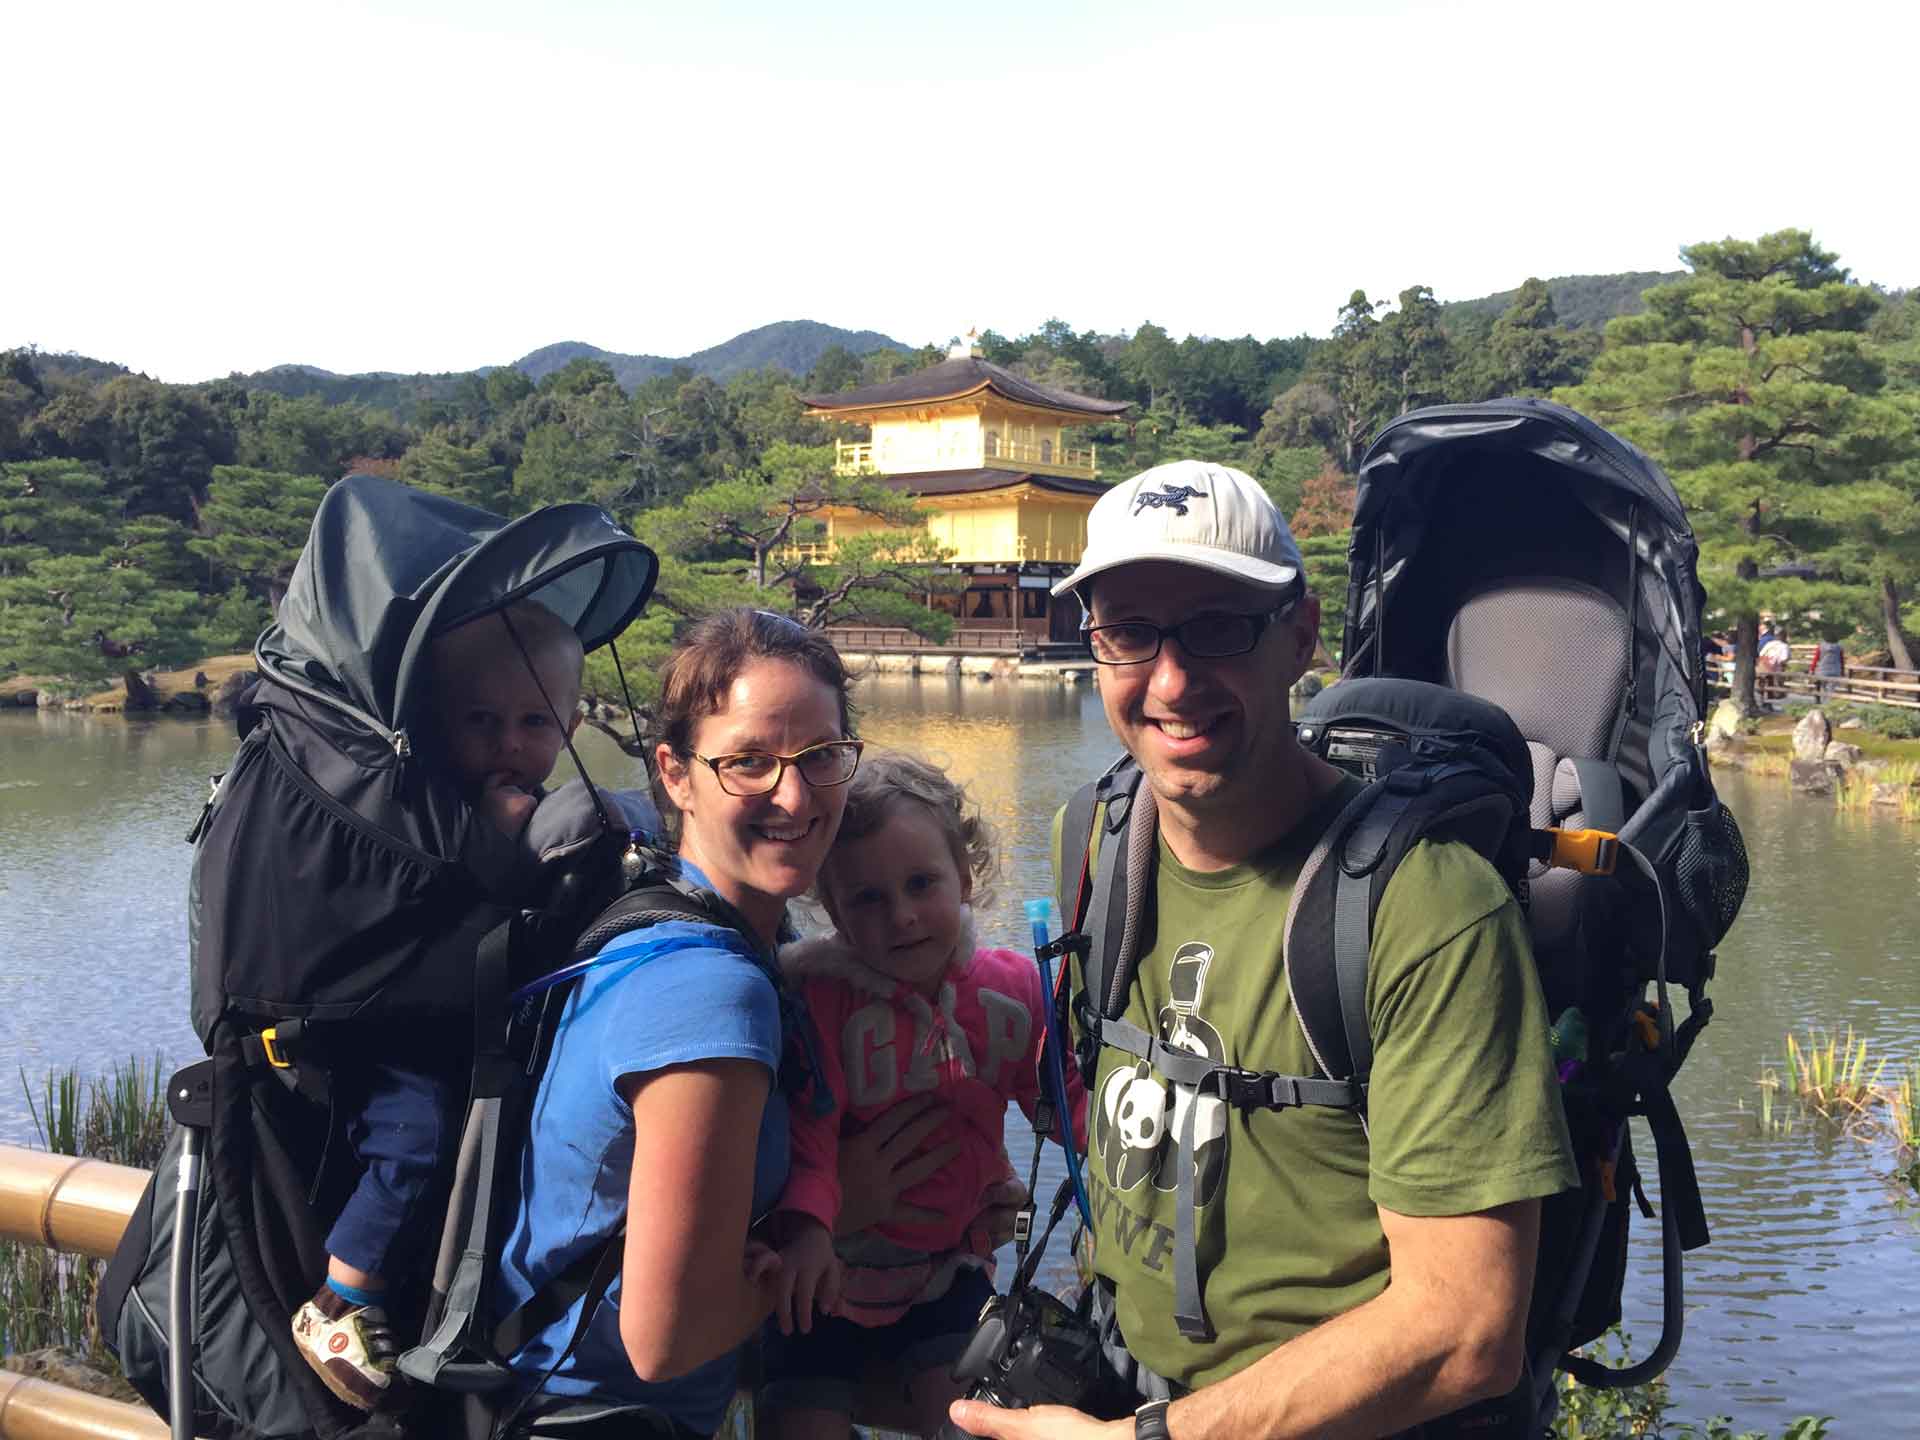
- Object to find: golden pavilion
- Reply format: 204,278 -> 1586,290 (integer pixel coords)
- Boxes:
798,335 -> 1130,650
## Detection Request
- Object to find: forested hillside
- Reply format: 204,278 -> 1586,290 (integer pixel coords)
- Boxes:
4,246 -> 1915,707
230,320 -> 911,417
1444,271 -> 1685,330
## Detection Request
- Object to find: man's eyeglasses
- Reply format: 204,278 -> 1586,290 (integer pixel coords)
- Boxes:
1085,598 -> 1299,666
693,739 -> 865,796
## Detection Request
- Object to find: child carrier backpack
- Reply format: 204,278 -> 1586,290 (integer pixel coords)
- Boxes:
92,475 -> 760,1440
1056,399 -> 1748,1431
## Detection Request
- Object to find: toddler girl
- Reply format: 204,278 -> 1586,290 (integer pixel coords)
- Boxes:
762,750 -> 1083,1440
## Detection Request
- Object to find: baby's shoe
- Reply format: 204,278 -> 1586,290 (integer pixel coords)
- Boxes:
291,1285 -> 398,1411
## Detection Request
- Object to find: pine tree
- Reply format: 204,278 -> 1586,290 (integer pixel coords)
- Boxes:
1557,231 -> 1918,713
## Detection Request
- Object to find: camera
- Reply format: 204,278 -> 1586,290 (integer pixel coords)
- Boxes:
937,1287 -> 1131,1439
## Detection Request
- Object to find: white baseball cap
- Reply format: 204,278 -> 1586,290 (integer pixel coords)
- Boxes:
1052,459 -> 1304,598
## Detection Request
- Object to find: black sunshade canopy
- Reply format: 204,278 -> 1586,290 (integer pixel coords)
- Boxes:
257,474 -> 658,738
1344,398 -> 1705,691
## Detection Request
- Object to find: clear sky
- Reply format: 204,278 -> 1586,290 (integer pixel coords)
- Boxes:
7,0 -> 1913,383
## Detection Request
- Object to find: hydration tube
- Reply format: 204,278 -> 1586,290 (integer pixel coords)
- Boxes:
1026,898 -> 1094,1232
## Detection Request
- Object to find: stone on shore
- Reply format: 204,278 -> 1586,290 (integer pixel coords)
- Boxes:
212,669 -> 259,716
165,689 -> 212,714
1707,699 -> 1742,740
121,669 -> 159,711
1791,708 -> 1832,761
1823,740 -> 1864,768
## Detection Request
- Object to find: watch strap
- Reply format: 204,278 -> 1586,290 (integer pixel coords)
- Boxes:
1134,1399 -> 1172,1440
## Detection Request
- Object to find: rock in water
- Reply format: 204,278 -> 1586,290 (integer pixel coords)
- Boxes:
122,669 -> 158,711
1707,699 -> 1742,740
1824,740 -> 1864,767
1791,708 -> 1831,761
1789,758 -> 1835,795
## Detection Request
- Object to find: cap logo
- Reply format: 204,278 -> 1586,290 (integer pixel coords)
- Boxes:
1132,482 -> 1206,517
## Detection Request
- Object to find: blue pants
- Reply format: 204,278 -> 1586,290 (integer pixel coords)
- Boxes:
324,1062 -> 450,1278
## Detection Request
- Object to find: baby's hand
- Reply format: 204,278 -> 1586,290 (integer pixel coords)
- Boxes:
477,772 -> 537,837
774,1218 -> 843,1337
743,1238 -> 783,1287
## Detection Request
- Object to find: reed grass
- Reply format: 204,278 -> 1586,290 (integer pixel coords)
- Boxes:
1891,1061 -> 1919,1155
2,1056 -> 171,1370
1746,1067 -> 1795,1138
1785,1026 -> 1886,1123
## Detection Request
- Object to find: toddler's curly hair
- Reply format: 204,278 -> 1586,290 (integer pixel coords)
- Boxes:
822,749 -> 996,906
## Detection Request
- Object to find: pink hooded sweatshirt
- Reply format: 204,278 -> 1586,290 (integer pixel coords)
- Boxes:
779,928 -> 1086,1323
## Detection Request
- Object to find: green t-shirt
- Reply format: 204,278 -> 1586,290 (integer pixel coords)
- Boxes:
1057,778 -> 1577,1390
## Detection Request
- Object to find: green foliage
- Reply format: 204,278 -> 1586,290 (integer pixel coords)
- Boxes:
1298,532 -> 1350,662
0,552 -> 203,689
230,391 -> 402,480
394,432 -> 512,512
195,584 -> 271,656
1853,703 -> 1920,740
0,460 -> 117,574
1548,1329 -> 1832,1439
189,466 -> 329,604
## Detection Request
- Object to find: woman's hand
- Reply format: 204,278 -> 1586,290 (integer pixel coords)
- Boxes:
834,1093 -> 963,1235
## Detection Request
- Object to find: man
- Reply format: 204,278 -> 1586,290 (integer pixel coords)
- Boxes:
951,460 -> 1575,1440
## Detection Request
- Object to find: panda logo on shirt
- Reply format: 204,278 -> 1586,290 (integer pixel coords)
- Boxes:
1093,940 -> 1228,1205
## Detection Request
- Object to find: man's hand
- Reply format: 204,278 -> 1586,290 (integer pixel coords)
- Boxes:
773,1218 -> 843,1336
945,1400 -> 1128,1440
834,1093 -> 962,1234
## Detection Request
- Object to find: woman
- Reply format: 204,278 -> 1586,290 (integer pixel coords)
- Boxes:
493,608 -> 861,1436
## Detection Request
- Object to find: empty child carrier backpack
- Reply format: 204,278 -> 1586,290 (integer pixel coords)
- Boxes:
97,475 -> 664,1440
1057,399 -> 1748,1432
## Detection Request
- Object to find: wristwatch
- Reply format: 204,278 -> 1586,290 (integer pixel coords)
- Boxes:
1134,1399 -> 1172,1439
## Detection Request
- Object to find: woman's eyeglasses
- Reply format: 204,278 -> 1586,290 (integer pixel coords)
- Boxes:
693,739 -> 864,797
1085,599 -> 1297,666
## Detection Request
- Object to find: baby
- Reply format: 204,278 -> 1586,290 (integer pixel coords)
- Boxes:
290,600 -> 584,1411
761,751 -> 1085,1440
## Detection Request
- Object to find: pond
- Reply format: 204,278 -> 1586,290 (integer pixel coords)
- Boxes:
2,679 -> 1916,1429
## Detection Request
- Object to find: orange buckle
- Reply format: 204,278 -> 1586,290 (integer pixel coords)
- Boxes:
1633,1009 -> 1662,1051
1545,827 -> 1619,876
260,1026 -> 292,1069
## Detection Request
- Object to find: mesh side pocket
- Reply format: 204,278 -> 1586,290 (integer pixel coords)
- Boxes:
1672,799 -> 1749,953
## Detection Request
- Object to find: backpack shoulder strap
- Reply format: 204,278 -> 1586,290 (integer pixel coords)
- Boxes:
1284,759 -> 1530,1102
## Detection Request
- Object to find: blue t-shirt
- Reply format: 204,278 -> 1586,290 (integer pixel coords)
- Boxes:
494,862 -> 789,1434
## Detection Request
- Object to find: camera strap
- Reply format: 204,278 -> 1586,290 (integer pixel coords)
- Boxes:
1013,1175 -> 1079,1295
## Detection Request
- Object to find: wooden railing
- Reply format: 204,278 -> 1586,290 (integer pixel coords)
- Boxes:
1707,659 -> 1920,710
827,625 -> 1029,654
834,437 -> 1101,480
982,437 -> 1099,478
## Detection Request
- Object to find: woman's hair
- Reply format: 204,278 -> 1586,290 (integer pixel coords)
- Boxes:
650,609 -> 854,823
820,750 -> 996,906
